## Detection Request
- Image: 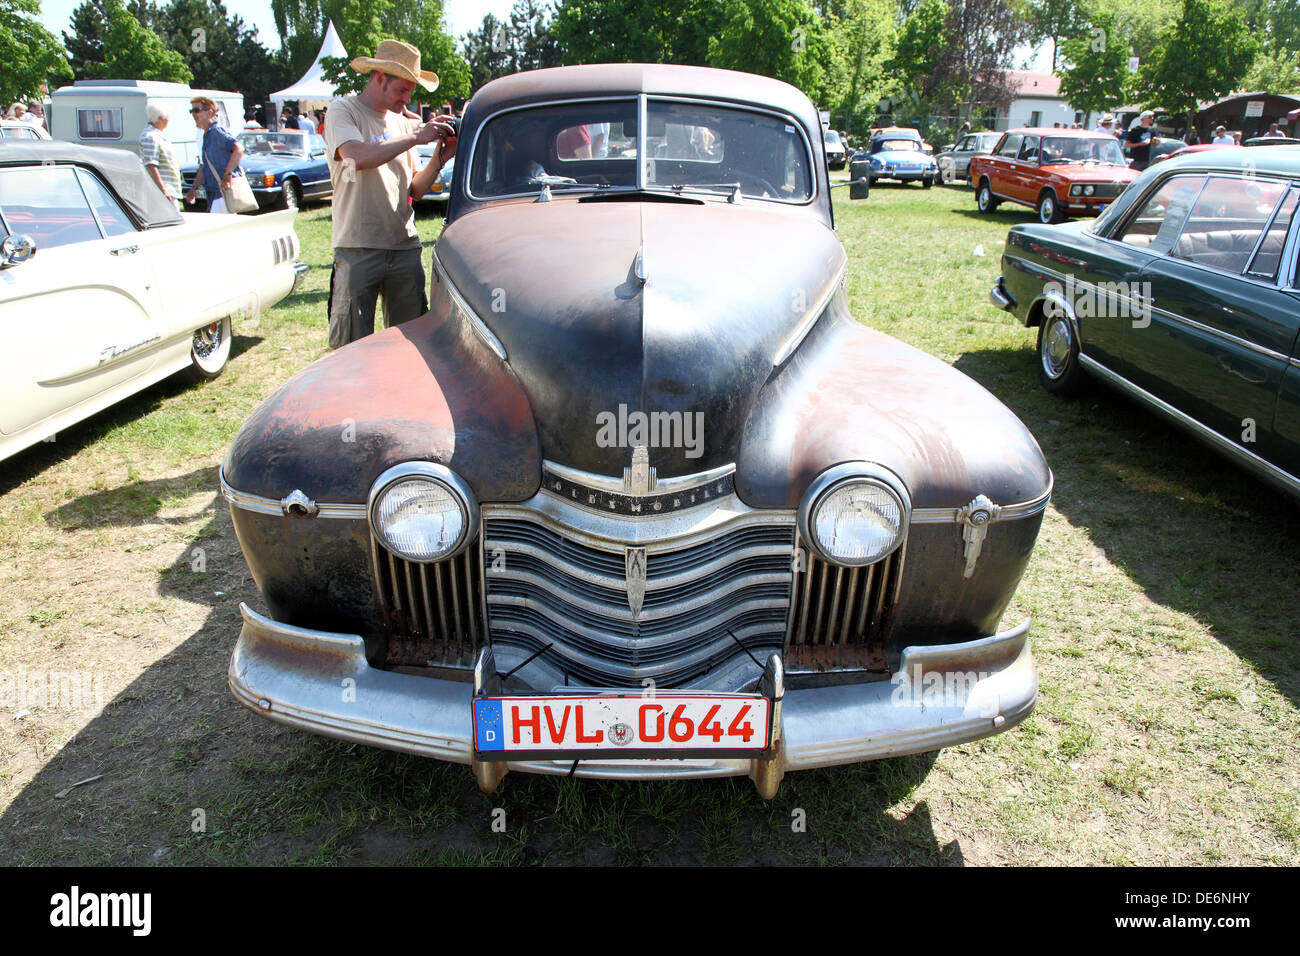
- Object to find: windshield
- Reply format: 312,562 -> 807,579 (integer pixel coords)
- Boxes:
873,138 -> 922,153
468,97 -> 813,203
1040,135 -> 1126,165
239,131 -> 312,157
825,130 -> 841,145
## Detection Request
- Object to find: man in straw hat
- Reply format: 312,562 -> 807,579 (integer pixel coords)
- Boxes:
323,39 -> 457,349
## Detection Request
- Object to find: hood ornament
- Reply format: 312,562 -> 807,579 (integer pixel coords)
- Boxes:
625,546 -> 647,617
622,445 -> 657,496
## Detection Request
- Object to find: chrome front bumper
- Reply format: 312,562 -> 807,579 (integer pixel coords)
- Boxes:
228,604 -> 1036,795
989,277 -> 1014,311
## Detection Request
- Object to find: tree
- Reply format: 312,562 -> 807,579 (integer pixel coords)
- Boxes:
829,0 -> 897,131
1056,8 -> 1131,121
935,0 -> 1034,111
0,0 -> 74,102
153,0 -> 293,102
463,0 -> 561,93
706,0 -> 831,100
1243,49 -> 1300,95
1139,0 -> 1255,124
64,0 -> 159,80
1026,0 -> 1083,70
550,0 -> 728,66
101,0 -> 192,82
889,0 -> 948,99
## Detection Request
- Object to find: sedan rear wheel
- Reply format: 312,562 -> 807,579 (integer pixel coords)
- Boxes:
976,179 -> 999,213
186,315 -> 232,382
1036,312 -> 1085,395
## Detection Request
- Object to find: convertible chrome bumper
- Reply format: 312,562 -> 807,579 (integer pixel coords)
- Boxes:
291,261 -> 308,292
228,604 -> 1035,796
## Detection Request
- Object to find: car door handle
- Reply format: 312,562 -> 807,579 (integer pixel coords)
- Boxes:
110,245 -> 140,256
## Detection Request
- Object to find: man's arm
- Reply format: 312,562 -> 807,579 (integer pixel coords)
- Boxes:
337,120 -> 446,171
409,117 -> 458,198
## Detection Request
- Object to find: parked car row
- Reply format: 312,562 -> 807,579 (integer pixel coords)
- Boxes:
991,145 -> 1300,499
181,129 -> 332,212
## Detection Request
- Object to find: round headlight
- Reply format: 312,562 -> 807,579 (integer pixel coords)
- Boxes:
800,464 -> 910,566
1084,184 -> 1095,196
368,463 -> 478,563
1070,185 -> 1081,196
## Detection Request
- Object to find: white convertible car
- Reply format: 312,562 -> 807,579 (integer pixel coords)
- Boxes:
0,141 -> 305,462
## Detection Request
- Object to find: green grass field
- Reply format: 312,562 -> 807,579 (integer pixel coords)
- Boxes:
1,185 -> 1297,865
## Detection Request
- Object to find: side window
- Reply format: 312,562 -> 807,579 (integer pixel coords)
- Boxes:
76,168 -> 136,238
1247,188 -> 1297,280
959,136 -> 974,151
998,134 -> 1022,158
0,166 -> 103,249
77,107 -> 122,140
1116,175 -> 1204,252
1172,176 -> 1288,274
1017,135 -> 1040,162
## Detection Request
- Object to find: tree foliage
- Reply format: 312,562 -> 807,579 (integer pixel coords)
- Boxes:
0,0 -> 74,102
100,0 -> 192,82
1025,0 -> 1084,70
549,0 -> 728,66
1243,49 -> 1300,95
1139,0 -> 1255,118
1056,8 -> 1131,118
707,0 -> 831,101
151,1 -> 292,101
462,0 -> 561,93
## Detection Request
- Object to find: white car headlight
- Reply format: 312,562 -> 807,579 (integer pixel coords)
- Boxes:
368,462 -> 478,562
799,464 -> 911,566
1084,184 -> 1095,196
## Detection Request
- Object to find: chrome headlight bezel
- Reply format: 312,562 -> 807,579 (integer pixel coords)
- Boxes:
367,461 -> 479,563
798,462 -> 911,567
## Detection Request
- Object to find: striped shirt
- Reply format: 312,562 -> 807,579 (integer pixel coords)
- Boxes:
139,124 -> 182,200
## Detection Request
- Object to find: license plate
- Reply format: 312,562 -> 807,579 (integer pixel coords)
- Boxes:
473,694 -> 771,759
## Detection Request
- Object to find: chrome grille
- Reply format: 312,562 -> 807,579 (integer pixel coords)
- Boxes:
483,508 -> 796,688
785,547 -> 900,671
372,537 -> 486,669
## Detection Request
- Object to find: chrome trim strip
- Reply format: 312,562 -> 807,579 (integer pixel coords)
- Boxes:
431,250 -> 508,361
1142,301 -> 1293,363
911,479 -> 1053,524
773,259 -> 847,366
1079,355 -> 1300,496
218,467 -> 366,519
543,458 -> 735,495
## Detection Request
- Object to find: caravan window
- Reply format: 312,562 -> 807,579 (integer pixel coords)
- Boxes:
77,108 -> 123,140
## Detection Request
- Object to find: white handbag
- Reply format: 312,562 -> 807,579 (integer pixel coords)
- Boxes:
204,154 -> 258,214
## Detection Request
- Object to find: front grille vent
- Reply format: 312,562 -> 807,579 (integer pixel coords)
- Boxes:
785,549 -> 900,671
372,538 -> 486,668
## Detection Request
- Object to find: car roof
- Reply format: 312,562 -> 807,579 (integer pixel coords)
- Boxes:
1003,128 -> 1114,138
0,141 -> 184,229
1158,143 -> 1300,176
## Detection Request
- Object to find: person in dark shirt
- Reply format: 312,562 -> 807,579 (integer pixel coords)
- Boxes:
1125,110 -> 1160,170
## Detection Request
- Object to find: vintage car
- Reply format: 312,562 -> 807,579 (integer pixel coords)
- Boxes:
823,128 -> 846,170
970,127 -> 1139,223
0,141 -> 305,462
936,130 -> 1001,186
221,64 -> 1052,797
181,129 -> 331,211
859,128 -> 938,187
990,146 -> 1300,499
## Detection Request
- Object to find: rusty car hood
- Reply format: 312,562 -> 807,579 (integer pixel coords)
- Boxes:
434,197 -> 845,479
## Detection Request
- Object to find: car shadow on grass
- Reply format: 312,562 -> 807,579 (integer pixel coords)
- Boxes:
1,468 -> 965,865
954,346 -> 1300,710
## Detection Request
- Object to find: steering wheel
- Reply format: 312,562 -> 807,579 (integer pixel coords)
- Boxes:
732,172 -> 780,198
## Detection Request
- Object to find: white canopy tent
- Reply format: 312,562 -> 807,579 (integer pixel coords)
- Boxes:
268,20 -> 348,113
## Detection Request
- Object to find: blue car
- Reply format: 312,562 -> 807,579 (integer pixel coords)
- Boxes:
857,128 -> 938,187
182,129 -> 331,212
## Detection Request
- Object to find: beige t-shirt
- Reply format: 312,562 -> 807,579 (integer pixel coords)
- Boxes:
324,95 -> 421,250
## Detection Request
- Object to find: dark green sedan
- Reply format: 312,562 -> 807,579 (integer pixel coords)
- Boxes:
991,146 -> 1300,499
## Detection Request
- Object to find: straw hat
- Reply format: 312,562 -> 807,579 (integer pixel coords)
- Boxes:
350,39 -> 439,92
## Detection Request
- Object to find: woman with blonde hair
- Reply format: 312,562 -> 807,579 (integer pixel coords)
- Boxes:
7,102 -> 26,120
